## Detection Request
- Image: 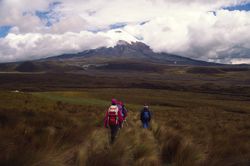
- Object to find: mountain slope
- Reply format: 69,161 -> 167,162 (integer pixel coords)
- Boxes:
46,40 -> 216,66
0,40 -> 228,73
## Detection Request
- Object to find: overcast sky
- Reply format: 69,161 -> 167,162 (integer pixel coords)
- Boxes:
0,0 -> 250,64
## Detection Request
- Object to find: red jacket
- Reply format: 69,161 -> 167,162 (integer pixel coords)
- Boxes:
104,105 -> 123,127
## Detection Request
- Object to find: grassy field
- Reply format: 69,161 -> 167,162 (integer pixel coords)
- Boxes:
0,88 -> 249,166
1,65 -> 250,97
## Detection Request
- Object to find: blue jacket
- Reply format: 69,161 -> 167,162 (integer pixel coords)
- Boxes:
140,108 -> 151,121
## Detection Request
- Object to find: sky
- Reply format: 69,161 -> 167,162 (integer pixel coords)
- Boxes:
0,0 -> 250,64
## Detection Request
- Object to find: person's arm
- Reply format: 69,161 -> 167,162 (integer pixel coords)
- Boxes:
123,107 -> 128,118
140,110 -> 143,120
149,110 -> 151,121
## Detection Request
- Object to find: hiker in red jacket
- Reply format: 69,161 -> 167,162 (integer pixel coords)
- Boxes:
104,99 -> 123,144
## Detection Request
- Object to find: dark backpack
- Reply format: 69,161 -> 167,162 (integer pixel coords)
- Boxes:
121,107 -> 127,117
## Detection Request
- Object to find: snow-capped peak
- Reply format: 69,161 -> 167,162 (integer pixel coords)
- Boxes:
116,40 -> 130,46
105,29 -> 139,45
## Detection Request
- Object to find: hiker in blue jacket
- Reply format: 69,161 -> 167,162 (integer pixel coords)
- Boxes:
140,105 -> 151,128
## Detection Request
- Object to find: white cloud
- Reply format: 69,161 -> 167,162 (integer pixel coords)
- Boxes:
229,58 -> 250,64
0,31 -> 111,62
125,9 -> 250,62
0,0 -> 250,63
0,0 -> 51,26
0,29 -> 140,62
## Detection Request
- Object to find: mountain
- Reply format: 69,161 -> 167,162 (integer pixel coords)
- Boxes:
46,40 -> 216,66
0,40 -> 230,73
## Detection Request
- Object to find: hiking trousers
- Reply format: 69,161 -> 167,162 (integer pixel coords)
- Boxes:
110,125 -> 119,144
142,120 -> 149,128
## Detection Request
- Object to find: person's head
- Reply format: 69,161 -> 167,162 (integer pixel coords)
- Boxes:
118,101 -> 123,106
144,104 -> 149,109
111,98 -> 117,105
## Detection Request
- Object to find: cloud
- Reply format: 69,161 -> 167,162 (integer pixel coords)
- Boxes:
0,31 -> 111,62
229,58 -> 250,64
0,0 -> 250,63
0,29 -> 139,62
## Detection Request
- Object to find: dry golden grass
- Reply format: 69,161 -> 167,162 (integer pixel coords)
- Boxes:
0,88 -> 250,166
76,112 -> 160,166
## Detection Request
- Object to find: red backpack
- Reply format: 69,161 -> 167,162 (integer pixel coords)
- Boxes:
108,105 -> 119,126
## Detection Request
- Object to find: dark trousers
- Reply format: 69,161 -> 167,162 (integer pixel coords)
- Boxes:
110,125 -> 119,144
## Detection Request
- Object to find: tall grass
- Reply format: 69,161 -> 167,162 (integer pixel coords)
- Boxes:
76,113 -> 160,166
75,112 -> 202,166
1,89 -> 250,165
151,121 -> 202,166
